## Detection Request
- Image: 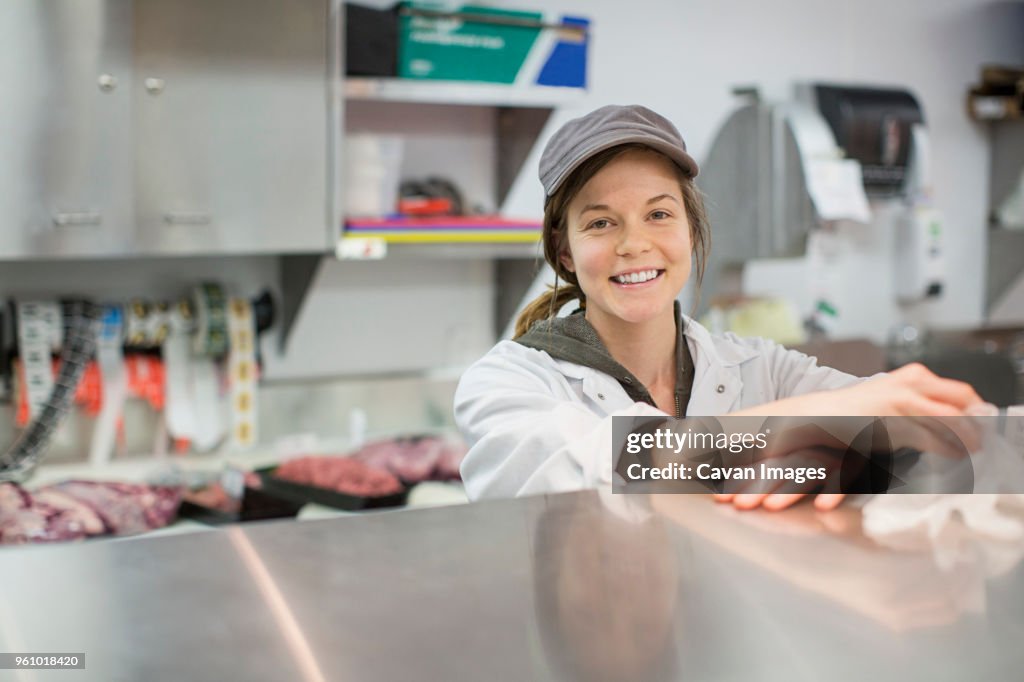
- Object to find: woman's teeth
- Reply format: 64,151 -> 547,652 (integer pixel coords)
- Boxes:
614,269 -> 659,284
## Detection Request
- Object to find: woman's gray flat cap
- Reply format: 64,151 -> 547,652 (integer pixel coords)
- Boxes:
538,104 -> 699,197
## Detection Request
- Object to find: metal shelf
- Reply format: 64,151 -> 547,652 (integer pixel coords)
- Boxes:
384,241 -> 542,260
338,80 -> 568,264
344,77 -> 583,108
340,216 -> 541,255
336,236 -> 542,261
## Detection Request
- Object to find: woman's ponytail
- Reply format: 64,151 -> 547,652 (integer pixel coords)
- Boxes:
513,283 -> 583,338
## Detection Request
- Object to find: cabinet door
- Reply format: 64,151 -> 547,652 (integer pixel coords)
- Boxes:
0,1 -> 134,258
133,0 -> 331,255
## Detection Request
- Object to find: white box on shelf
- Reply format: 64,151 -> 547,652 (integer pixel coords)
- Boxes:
343,134 -> 405,218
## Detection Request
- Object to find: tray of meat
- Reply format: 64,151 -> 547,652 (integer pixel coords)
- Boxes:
258,456 -> 408,511
348,434 -> 467,484
179,482 -> 304,526
1,480 -> 182,545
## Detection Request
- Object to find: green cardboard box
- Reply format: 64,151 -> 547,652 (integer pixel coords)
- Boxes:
397,2 -> 588,87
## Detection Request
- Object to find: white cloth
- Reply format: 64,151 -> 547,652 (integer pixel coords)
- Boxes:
455,314 -> 859,500
862,414 -> 1024,574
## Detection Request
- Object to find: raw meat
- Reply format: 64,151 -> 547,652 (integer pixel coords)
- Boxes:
274,456 -> 403,497
31,488 -> 106,535
349,436 -> 468,483
0,482 -> 30,510
1,482 -> 97,544
184,482 -> 240,514
0,480 -> 182,545
51,481 -> 181,535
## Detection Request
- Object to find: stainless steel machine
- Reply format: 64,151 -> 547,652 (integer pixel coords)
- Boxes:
698,83 -> 942,340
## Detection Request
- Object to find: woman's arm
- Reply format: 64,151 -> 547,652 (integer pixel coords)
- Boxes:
720,363 -> 984,511
454,345 -> 665,500
457,339 -> 982,509
740,362 -> 981,419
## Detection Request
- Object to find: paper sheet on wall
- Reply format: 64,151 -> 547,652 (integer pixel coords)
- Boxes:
805,158 -> 872,224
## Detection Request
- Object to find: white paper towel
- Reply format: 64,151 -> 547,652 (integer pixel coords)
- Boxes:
862,408 -> 1024,577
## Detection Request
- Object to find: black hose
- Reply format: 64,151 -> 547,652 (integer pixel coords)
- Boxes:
0,300 -> 100,482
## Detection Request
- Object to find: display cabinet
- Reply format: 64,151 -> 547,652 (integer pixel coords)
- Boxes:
0,1 -> 135,258
0,0 -> 337,259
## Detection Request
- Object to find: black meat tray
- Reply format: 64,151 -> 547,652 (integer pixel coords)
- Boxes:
255,466 -> 409,511
178,486 -> 305,525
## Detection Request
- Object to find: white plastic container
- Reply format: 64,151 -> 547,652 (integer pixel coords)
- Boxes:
343,134 -> 404,218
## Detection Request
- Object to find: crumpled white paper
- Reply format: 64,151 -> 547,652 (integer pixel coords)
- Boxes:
861,494 -> 1024,622
864,495 -> 1024,548
862,408 -> 1024,583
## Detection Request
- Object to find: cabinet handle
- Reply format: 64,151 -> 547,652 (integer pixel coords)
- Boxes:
53,211 -> 102,226
163,212 -> 211,225
145,77 -> 165,95
97,74 -> 117,92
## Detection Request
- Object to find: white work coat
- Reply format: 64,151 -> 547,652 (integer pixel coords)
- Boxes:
454,315 -> 860,501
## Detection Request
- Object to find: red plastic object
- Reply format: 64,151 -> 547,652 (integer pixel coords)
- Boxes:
397,196 -> 453,216
14,355 -> 168,427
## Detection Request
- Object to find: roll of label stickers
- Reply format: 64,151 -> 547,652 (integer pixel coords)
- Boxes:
38,301 -> 64,351
227,297 -> 258,449
124,299 -> 150,347
146,301 -> 172,347
16,301 -> 59,420
124,299 -> 175,348
192,283 -> 229,357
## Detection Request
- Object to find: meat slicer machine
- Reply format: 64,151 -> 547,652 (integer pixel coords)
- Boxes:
697,83 -> 943,341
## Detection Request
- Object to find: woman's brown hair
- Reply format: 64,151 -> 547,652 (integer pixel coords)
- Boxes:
513,143 -> 711,338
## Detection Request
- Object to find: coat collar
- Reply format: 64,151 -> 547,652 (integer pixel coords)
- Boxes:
680,313 -> 759,368
530,308 -> 762,416
680,312 -> 760,415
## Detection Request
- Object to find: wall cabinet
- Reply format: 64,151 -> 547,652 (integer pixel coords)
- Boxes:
0,0 -> 335,259
0,1 -> 583,379
133,0 -> 332,255
0,1 -> 135,258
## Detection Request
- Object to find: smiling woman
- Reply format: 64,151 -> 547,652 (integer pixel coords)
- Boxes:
561,148 -> 694,340
453,105 -> 983,509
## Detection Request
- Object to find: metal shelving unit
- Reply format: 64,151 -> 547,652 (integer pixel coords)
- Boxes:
344,77 -> 584,108
337,77 -> 583,259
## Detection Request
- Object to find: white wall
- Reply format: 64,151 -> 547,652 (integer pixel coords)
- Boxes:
500,0 -> 1024,335
262,257 -> 494,379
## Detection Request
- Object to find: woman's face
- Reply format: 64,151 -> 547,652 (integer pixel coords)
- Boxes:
561,148 -> 692,330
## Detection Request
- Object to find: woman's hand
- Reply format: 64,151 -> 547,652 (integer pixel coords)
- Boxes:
714,488 -> 846,512
713,447 -> 848,512
811,363 -> 983,418
720,363 -> 985,512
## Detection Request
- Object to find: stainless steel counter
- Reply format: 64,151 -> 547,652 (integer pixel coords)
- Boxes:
1,491 -> 1022,681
